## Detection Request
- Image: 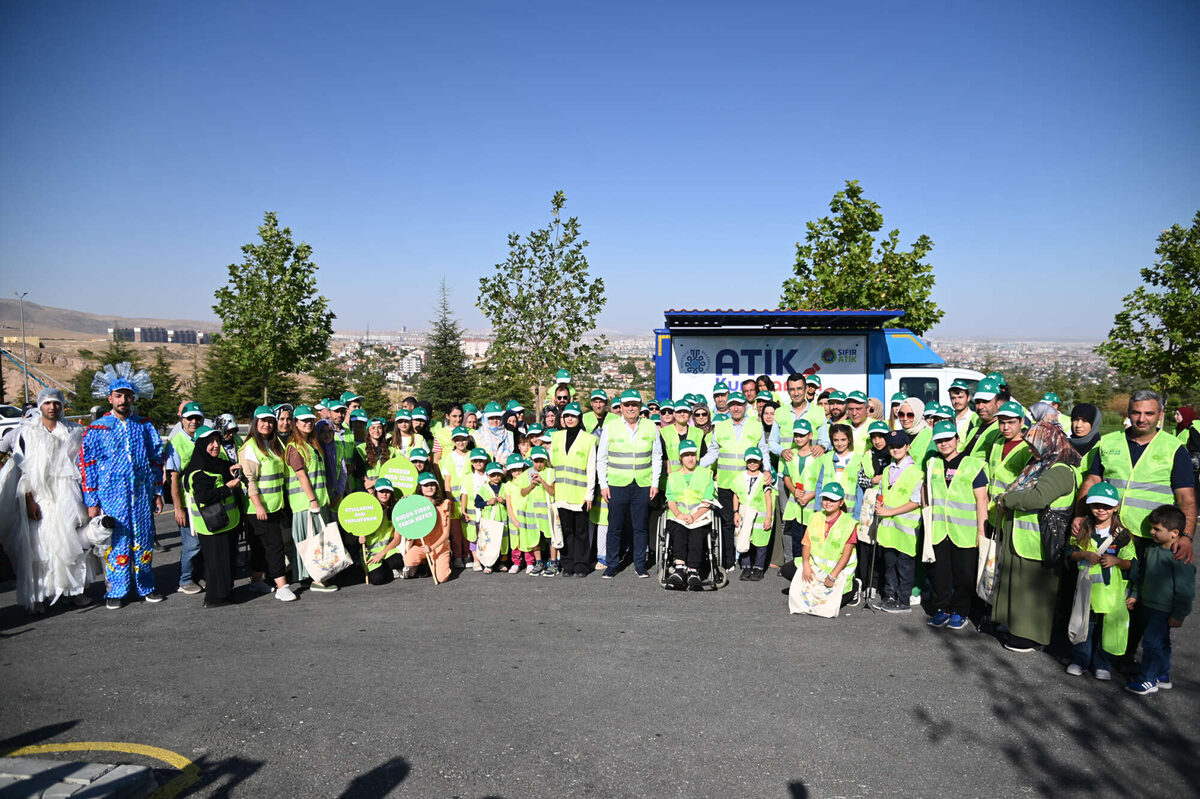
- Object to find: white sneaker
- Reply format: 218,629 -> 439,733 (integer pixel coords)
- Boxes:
1065,664 -> 1084,676
472,561 -> 482,572
248,580 -> 273,594
275,585 -> 297,602
1094,669 -> 1112,682
507,563 -> 520,574
401,566 -> 416,579
392,569 -> 403,579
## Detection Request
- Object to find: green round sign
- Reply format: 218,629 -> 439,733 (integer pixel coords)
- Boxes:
337,491 -> 385,535
380,456 -> 419,496
391,495 -> 439,540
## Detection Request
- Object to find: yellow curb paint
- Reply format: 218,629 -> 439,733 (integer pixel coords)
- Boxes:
0,741 -> 200,798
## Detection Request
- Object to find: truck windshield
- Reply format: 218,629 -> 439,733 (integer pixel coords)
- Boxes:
899,377 -> 939,407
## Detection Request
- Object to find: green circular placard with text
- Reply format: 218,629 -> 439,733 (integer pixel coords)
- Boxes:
337,491 -> 385,535
391,495 -> 439,540
380,456 -> 419,496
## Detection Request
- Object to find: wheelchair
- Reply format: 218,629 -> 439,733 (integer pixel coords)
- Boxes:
653,508 -> 727,591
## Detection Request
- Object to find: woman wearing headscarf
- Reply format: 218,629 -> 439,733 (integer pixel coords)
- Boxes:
184,426 -> 244,607
1176,406 -> 1198,438
1068,403 -> 1103,468
867,397 -> 885,421
897,397 -> 933,467
993,421 -> 1081,652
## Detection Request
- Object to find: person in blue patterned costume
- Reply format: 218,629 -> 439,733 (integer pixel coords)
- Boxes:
78,362 -> 166,610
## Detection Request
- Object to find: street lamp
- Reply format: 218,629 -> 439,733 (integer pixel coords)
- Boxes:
13,291 -> 28,407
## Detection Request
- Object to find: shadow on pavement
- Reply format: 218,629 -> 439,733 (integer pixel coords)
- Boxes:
906,624 -> 1200,796
182,753 -> 265,798
0,721 -> 81,750
336,756 -> 410,798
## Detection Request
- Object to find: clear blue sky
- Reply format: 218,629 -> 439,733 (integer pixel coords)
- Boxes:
2,1 -> 1197,340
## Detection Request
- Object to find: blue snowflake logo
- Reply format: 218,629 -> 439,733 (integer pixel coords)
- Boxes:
683,348 -> 707,374
821,348 -> 837,364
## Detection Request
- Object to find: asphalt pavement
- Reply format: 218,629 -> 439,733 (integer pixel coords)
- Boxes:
1,514 -> 1197,798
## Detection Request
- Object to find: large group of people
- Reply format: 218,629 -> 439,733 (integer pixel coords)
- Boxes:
0,363 -> 1197,696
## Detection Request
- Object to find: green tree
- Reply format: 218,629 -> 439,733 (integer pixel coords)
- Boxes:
195,335 -> 298,418
780,180 -> 943,335
1096,211 -> 1200,405
349,345 -> 398,417
477,191 -> 607,409
419,279 -> 474,413
471,362 -> 531,410
71,339 -> 141,416
213,211 -> 336,405
307,356 -> 347,407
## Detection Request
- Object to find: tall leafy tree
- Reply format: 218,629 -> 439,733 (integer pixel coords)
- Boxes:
780,180 -> 943,335
419,279 -> 474,413
195,335 -> 298,418
477,191 -> 607,409
213,211 -> 336,405
350,346 -> 398,417
1096,211 -> 1200,404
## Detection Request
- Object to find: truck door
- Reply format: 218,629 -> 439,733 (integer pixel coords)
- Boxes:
885,369 -> 941,407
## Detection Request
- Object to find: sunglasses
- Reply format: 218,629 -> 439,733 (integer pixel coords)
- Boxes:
897,412 -> 915,419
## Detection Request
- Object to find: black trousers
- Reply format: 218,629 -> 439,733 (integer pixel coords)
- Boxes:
882,548 -> 915,602
367,553 -> 405,585
716,487 -> 736,568
931,538 -> 977,616
247,509 -> 290,582
667,519 -> 710,569
558,508 -> 591,575
197,529 -> 237,602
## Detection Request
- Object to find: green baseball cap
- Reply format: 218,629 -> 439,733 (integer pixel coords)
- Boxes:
619,389 -> 643,405
743,446 -> 763,462
868,420 -> 890,435
590,389 -> 608,401
820,482 -> 846,500
373,477 -> 394,492
792,419 -> 813,436
293,405 -> 317,421
713,412 -> 730,422
649,413 -> 661,424
485,461 -> 504,475
555,368 -> 572,384
931,420 -> 958,441
252,404 -> 276,419
192,424 -> 219,442
469,447 -> 488,461
1086,481 -> 1120,507
672,401 -> 690,414
481,401 -> 502,416
1042,392 -> 1061,404
411,406 -> 428,420
530,445 -> 549,461
562,402 -> 582,417
505,454 -> 526,470
949,379 -> 972,392
505,400 -> 524,413
890,392 -> 907,405
805,374 -> 822,386
409,447 -> 430,461
826,390 -> 847,403
973,379 -> 1001,401
462,403 -> 478,415
340,391 -> 362,404
329,398 -> 348,410
995,401 -> 1024,419
395,408 -> 412,421
986,371 -> 1007,387
647,397 -> 662,409
727,392 -> 747,405
526,423 -> 545,438
369,417 -> 386,427
417,472 -> 439,486
712,382 -> 730,395
451,426 -> 470,439
349,409 -> 368,423
181,401 -> 204,419
846,390 -> 868,404
678,438 -> 698,455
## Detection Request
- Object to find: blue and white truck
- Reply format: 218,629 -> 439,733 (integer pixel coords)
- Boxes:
653,309 -> 982,407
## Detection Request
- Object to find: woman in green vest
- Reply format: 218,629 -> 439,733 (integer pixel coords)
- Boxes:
795,482 -> 859,608
925,421 -> 989,630
873,431 -> 925,613
994,421 -> 1082,652
897,397 -> 933,467
285,405 -> 337,592
359,417 -> 395,491
240,405 -> 296,602
360,478 -> 405,585
184,426 -> 244,608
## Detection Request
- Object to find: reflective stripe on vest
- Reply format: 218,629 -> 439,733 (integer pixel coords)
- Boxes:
927,455 -> 986,548
1010,464 -> 1078,560
807,510 -> 858,594
241,438 -> 286,514
552,429 -> 596,505
987,439 -> 1032,527
186,469 -> 241,535
713,417 -> 764,489
286,442 -> 329,511
876,462 -> 923,556
1098,430 -> 1183,538
606,419 -> 656,487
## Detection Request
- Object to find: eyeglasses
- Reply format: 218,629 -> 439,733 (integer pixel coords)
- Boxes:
693,411 -> 708,417
897,412 -> 915,419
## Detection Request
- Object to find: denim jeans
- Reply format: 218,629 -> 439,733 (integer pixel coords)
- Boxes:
1136,608 -> 1173,683
606,483 -> 650,572
178,524 -> 201,586
788,520 -> 807,565
1070,611 -> 1113,673
882,549 -> 915,602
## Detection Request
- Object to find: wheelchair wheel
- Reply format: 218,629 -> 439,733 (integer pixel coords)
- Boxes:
655,513 -> 670,586
709,515 -> 728,590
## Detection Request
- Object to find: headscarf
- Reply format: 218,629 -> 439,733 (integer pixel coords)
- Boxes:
1068,403 -> 1102,455
898,397 -> 927,440
1028,401 -> 1058,423
315,420 -> 345,496
1012,421 -> 1081,491
1177,405 -> 1198,436
183,433 -> 235,483
867,397 -> 885,420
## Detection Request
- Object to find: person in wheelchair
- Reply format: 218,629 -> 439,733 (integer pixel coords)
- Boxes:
664,439 -> 716,590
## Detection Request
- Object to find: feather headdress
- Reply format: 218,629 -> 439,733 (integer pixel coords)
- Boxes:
91,362 -> 155,399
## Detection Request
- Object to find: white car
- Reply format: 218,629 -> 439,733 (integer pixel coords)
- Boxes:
0,404 -> 26,453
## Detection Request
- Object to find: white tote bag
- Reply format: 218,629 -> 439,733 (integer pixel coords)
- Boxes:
476,519 -> 505,568
296,511 -> 353,584
789,567 -> 847,618
976,535 -> 998,603
735,475 -> 760,553
1068,534 -> 1111,645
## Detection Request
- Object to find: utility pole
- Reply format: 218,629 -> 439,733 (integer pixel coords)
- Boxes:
14,291 -> 29,407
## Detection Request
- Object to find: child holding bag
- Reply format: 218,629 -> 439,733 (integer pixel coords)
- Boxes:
460,448 -> 490,571
788,483 -> 858,616
732,447 -> 774,582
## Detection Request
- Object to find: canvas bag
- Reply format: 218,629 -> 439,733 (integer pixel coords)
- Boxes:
735,475 -> 760,553
1068,533 -> 1113,645
477,519 -> 505,568
976,534 -> 999,603
789,566 -> 848,618
296,511 -> 353,584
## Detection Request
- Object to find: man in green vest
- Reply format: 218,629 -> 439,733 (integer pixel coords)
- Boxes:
598,390 -> 662,578
963,378 -> 1003,458
949,379 -> 979,441
712,382 -> 730,416
341,391 -> 363,431
844,390 -> 874,459
699,391 -> 768,569
166,400 -> 207,595
327,397 -> 356,502
814,390 -> 849,455
583,389 -> 609,434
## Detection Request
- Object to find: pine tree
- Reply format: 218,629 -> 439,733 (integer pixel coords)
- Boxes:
135,347 -> 183,427
419,279 -> 474,414
307,356 -> 347,408
195,336 -> 298,419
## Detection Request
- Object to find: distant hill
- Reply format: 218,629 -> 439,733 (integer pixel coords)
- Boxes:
0,299 -> 219,337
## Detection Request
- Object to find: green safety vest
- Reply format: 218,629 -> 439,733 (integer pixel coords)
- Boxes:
711,416 -> 764,490
781,451 -> 812,524
965,420 -> 1001,460
1009,463 -> 1079,560
605,418 -> 657,488
735,470 -> 773,547
1072,530 -> 1134,655
666,468 -> 715,516
1179,420 -> 1200,444
285,442 -> 329,512
362,519 -> 395,573
846,419 -> 874,460
927,455 -> 986,548
240,438 -> 286,514
801,450 -> 863,505
185,469 -> 241,535
170,430 -> 196,476
513,470 -> 554,551
776,401 -> 826,442
582,411 -> 603,434
440,448 -> 472,513
876,461 -> 923,556
551,428 -> 596,506
334,429 -> 359,492
660,424 -> 703,471
1098,430 -> 1185,538
805,510 -> 858,595
908,427 -> 934,469
987,439 -> 1032,529
955,410 -> 979,446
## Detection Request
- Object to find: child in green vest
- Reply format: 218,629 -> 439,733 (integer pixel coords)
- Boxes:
474,461 -> 507,574
733,447 -> 774,581
1067,481 -> 1135,680
781,421 -> 815,563
503,454 -> 537,574
461,448 -> 490,572
664,439 -> 716,590
521,447 -> 556,576
787,482 -> 859,616
360,478 -> 404,585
